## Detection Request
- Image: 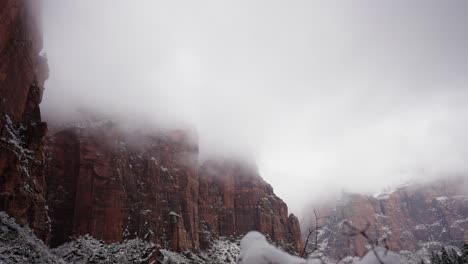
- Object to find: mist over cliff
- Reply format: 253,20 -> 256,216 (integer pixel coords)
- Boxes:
40,0 -> 468,214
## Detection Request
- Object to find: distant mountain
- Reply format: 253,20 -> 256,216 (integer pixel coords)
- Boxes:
302,177 -> 468,263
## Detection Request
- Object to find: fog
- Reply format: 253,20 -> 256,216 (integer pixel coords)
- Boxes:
41,0 -> 468,215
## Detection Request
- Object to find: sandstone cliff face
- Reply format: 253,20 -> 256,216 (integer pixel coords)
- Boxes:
0,0 -> 49,240
45,124 -> 302,253
45,124 -> 200,251
1,0 -> 301,253
199,159 -> 302,252
304,178 -> 468,259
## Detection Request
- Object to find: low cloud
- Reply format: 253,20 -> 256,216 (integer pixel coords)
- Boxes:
41,0 -> 468,215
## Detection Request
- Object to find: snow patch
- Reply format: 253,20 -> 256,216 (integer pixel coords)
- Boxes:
414,224 -> 426,230
239,231 -> 401,264
168,211 -> 181,218
436,196 -> 449,201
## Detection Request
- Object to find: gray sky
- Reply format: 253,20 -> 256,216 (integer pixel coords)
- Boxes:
41,0 -> 468,215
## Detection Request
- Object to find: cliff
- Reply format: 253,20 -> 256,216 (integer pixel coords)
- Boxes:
199,159 -> 302,252
0,0 -> 302,255
303,178 -> 468,260
45,124 -> 200,251
0,0 -> 49,241
44,124 -> 303,253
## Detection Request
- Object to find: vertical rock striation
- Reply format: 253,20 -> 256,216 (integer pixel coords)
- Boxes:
45,124 -> 200,251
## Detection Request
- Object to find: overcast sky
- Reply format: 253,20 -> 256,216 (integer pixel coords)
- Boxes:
41,0 -> 468,215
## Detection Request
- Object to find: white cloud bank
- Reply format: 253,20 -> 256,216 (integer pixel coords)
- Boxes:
41,0 -> 468,215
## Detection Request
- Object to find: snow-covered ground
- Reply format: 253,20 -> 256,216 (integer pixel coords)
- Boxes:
0,211 -> 64,264
0,211 -> 156,264
159,238 -> 240,264
1,211 -> 240,264
0,210 -> 438,264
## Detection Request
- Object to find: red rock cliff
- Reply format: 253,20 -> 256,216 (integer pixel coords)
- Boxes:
45,124 -> 302,253
0,0 -> 302,252
45,124 -> 200,251
0,0 -> 49,240
199,159 -> 302,252
303,178 -> 468,259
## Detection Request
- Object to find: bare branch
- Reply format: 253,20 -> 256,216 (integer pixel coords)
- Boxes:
301,210 -> 328,258
342,221 -> 385,264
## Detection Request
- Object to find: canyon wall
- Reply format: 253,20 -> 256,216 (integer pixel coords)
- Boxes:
44,124 -> 303,253
303,178 -> 468,260
0,0 -> 302,254
0,0 -> 49,241
199,159 -> 302,252
45,124 -> 200,251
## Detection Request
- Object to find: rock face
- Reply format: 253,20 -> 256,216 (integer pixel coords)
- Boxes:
303,178 -> 468,260
0,0 -> 301,254
199,159 -> 302,252
45,124 -> 200,251
0,0 -> 49,240
45,124 -> 302,253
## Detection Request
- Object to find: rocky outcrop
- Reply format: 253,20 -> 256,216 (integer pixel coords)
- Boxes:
303,178 -> 468,260
45,124 -> 302,253
0,0 -> 49,240
199,159 -> 302,252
